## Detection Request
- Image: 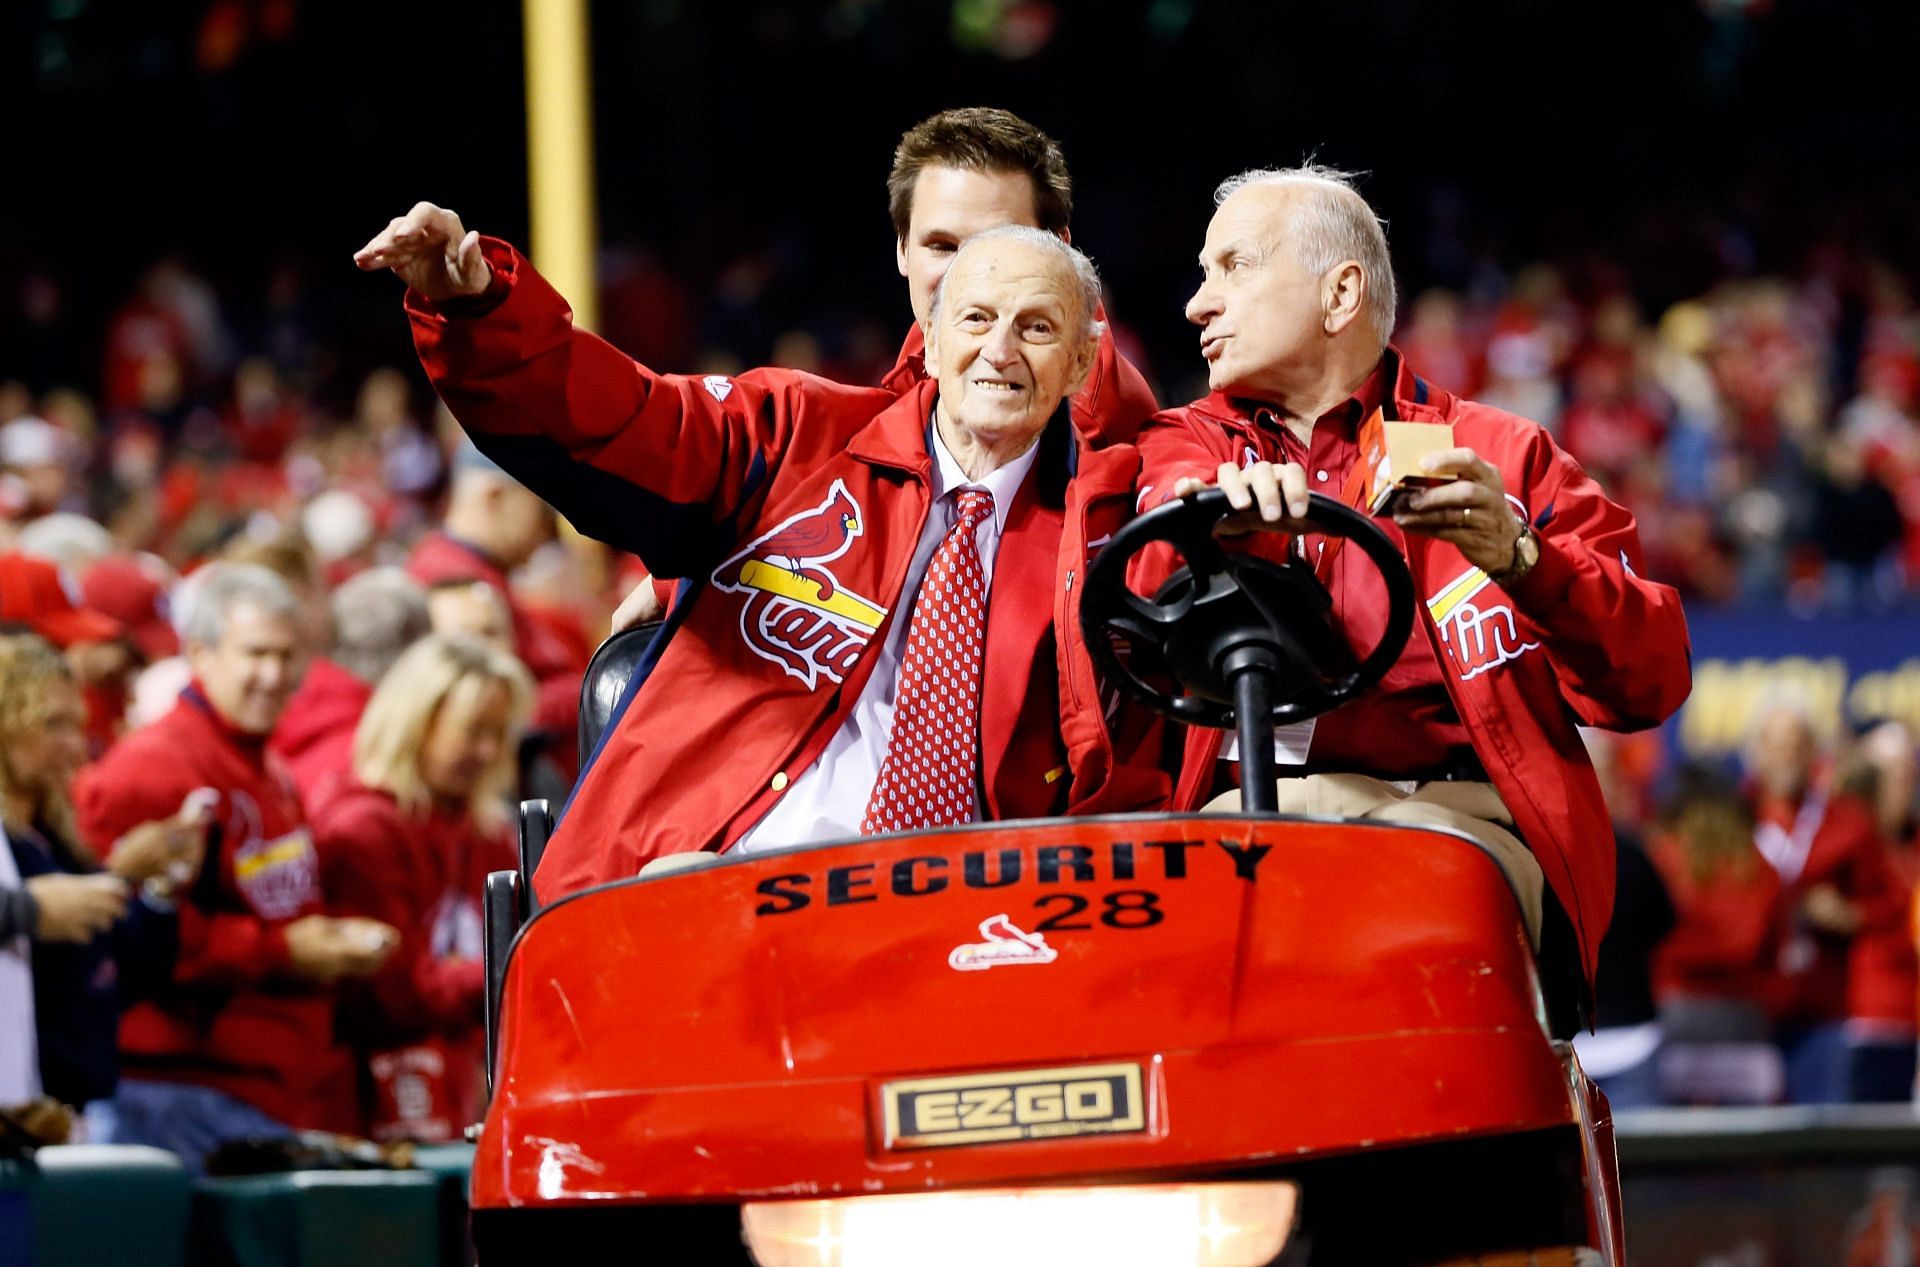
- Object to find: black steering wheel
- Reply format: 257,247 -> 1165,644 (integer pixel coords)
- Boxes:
1080,488 -> 1415,736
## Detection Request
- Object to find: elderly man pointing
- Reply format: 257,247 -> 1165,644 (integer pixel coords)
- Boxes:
358,212 -> 1167,897
1137,167 -> 1690,1020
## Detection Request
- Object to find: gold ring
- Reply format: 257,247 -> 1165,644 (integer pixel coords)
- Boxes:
1463,507 -> 1473,523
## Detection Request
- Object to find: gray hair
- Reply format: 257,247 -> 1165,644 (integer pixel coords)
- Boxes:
330,567 -> 431,685
928,224 -> 1107,343
1214,165 -> 1398,345
181,563 -> 303,649
15,513 -> 115,577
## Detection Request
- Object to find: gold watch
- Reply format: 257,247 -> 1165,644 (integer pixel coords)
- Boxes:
1492,519 -> 1540,584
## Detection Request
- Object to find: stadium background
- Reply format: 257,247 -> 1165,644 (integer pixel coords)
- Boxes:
7,1 -> 1920,1263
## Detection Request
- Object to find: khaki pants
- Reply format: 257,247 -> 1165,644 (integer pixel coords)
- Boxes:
1205,774 -> 1544,943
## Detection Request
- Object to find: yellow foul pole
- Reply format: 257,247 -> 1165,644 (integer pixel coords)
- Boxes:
522,0 -> 599,331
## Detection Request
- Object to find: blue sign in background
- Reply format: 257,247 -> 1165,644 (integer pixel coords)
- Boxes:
1672,608 -> 1920,759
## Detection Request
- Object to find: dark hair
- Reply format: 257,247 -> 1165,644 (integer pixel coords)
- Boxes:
887,107 -> 1072,242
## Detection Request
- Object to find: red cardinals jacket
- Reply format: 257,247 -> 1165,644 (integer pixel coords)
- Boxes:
407,240 -> 1171,898
72,689 -> 350,1130
313,784 -> 510,1137
1138,351 -> 1692,980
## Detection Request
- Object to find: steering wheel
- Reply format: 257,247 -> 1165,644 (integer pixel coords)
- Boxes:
1080,488 -> 1415,731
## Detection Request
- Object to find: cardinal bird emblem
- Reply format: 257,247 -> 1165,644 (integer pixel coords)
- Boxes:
712,480 -> 888,689
948,915 -> 1060,971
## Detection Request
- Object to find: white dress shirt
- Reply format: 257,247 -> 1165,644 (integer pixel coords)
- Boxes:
733,420 -> 1042,854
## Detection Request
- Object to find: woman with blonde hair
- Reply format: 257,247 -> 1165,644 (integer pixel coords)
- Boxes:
0,633 -> 208,1114
311,633 -> 532,1141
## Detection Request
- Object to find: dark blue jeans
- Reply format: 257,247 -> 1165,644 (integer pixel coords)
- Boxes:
103,1078 -> 294,1175
1848,1039 -> 1918,1103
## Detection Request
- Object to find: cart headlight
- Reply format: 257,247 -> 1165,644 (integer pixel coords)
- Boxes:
741,1181 -> 1299,1267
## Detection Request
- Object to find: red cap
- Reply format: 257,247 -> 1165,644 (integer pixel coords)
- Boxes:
81,555 -> 180,661
0,552 -> 126,648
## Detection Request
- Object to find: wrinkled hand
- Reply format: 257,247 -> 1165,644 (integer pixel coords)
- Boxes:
1391,448 -> 1525,574
109,790 -> 215,888
283,915 -> 401,983
353,202 -> 492,302
1174,461 -> 1313,537
27,873 -> 129,943
610,575 -> 666,634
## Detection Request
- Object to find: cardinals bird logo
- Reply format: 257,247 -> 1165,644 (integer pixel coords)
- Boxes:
948,915 -> 1060,971
712,480 -> 888,689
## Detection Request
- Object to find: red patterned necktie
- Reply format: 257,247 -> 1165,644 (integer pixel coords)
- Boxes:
861,488 -> 995,834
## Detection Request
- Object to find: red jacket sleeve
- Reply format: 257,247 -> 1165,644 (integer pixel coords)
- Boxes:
1126,409 -> 1254,599
316,794 -> 484,1036
1074,323 -> 1159,448
405,238 -> 892,578
1503,430 -> 1692,731
72,759 -> 294,987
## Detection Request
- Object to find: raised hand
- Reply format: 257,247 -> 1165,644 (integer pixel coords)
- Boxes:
353,202 -> 492,302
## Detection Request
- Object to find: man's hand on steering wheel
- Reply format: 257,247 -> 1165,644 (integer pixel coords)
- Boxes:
1390,448 -> 1525,575
1172,461 -> 1313,537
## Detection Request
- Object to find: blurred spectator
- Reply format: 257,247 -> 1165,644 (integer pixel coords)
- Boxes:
1574,731 -> 1677,1109
0,553 -> 138,743
1649,766 -> 1785,1105
1477,265 -> 1572,431
1559,296 -> 1667,493
356,370 -> 442,508
406,445 -> 566,671
0,635 -> 209,1116
222,357 -> 306,466
0,820 -> 43,1105
1745,691 -> 1905,1103
301,490 -> 378,585
272,567 -> 431,809
314,634 -> 531,1141
1812,430 -> 1907,610
15,513 -> 116,579
0,417 -> 81,522
407,445 -> 584,778
425,578 -> 512,651
79,555 -> 182,752
101,261 -> 226,418
1837,722 -> 1920,1102
81,555 -> 182,665
223,526 -> 329,648
1397,290 -> 1483,400
71,565 -> 397,1170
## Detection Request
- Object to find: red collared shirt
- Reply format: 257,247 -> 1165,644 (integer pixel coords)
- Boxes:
1150,360 -> 1472,775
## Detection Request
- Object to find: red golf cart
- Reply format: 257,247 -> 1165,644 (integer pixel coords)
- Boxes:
471,491 -> 1622,1266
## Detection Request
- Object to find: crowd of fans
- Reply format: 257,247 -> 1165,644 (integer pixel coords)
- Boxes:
1580,714 -> 1918,1109
1,234 -> 1918,1171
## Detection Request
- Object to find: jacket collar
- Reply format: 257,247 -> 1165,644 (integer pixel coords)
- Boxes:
1187,345 -> 1451,431
848,377 -> 1078,504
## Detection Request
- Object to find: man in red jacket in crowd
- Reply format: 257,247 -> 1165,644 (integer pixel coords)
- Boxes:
271,566 -> 430,809
357,208 -> 1170,895
407,443 -> 587,776
1135,166 -> 1691,1032
74,564 -> 398,1169
606,105 -> 1159,632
